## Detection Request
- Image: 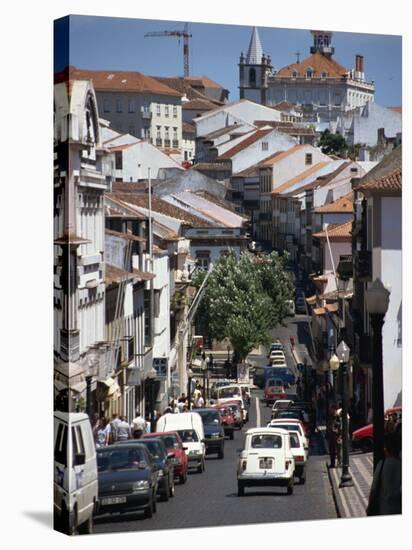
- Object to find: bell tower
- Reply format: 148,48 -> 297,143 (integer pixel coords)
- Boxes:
239,27 -> 272,104
310,30 -> 335,57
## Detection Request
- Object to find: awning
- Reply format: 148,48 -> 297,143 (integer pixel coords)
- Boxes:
325,303 -> 339,313
97,377 -> 121,400
306,295 -> 317,305
313,307 -> 326,316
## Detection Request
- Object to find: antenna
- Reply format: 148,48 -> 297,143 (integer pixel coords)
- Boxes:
295,51 -> 301,64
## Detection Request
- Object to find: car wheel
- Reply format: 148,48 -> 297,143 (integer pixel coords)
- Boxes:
238,483 -> 245,497
169,477 -> 175,497
287,482 -> 294,495
162,481 -> 170,502
360,438 -> 373,453
77,515 -> 93,535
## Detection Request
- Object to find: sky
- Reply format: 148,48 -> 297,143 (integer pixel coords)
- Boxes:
54,15 -> 402,107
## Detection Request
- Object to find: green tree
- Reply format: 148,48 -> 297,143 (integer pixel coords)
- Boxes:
318,129 -> 348,156
193,251 -> 294,362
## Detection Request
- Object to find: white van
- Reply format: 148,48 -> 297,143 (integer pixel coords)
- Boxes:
156,412 -> 206,473
54,412 -> 98,535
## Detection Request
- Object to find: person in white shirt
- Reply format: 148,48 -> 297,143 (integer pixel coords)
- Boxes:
132,410 -> 147,439
196,394 -> 205,408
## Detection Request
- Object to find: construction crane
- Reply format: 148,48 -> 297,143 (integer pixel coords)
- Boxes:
144,22 -> 192,77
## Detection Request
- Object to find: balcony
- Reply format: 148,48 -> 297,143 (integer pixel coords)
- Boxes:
141,109 -> 152,120
156,138 -> 162,147
164,139 -> 171,148
355,250 -> 372,280
172,139 -> 179,148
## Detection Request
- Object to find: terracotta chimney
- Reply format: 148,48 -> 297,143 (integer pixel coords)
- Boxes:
359,55 -> 364,73
355,54 -> 361,72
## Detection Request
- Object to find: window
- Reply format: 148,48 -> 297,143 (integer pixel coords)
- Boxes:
321,71 -> 328,79
116,99 -> 122,113
173,105 -> 177,118
156,103 -> 161,116
165,126 -> 170,138
249,68 -> 256,85
262,142 -> 268,151
54,423 -> 68,466
173,127 -> 178,140
156,126 -> 161,139
103,99 -> 110,113
305,153 -> 312,165
306,69 -> 313,79
115,151 -> 123,170
128,99 -> 136,113
251,434 -> 282,449
165,104 -> 169,117
196,251 -> 210,270
292,70 -> 298,78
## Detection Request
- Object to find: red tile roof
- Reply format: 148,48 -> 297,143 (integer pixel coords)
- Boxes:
217,129 -> 274,160
312,220 -> 353,239
276,52 -> 349,79
389,106 -> 402,114
260,144 -> 308,168
183,98 -> 218,111
356,167 -> 402,195
182,122 -> 196,135
313,193 -> 353,213
272,161 -> 330,194
55,66 -> 182,97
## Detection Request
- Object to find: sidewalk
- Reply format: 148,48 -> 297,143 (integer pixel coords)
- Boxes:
318,426 -> 373,518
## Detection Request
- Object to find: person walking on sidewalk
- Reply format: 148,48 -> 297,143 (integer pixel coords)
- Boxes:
366,431 -> 402,515
328,420 -> 339,469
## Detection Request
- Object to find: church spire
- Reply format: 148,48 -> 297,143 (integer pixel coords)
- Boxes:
246,27 -> 264,65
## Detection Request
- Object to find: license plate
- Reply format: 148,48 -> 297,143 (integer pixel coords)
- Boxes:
101,496 -> 127,506
259,458 -> 273,469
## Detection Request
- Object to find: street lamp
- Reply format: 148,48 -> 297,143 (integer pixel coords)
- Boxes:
328,353 -> 340,431
336,340 -> 353,488
365,278 -> 390,471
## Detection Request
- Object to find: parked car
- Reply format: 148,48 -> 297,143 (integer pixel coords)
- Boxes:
142,431 -> 188,484
264,383 -> 287,406
195,408 -> 225,459
237,428 -> 295,496
270,341 -> 284,351
288,431 -> 307,484
95,443 -> 158,519
123,438 -> 175,502
212,404 -> 235,439
54,412 -> 98,535
269,350 -> 286,361
156,412 -> 206,473
351,406 -> 402,453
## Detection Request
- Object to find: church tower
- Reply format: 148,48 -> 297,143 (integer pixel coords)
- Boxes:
239,27 -> 272,104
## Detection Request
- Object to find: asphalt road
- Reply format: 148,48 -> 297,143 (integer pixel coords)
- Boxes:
94,388 -> 337,535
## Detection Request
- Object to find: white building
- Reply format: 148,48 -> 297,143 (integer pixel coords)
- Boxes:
239,28 -> 375,123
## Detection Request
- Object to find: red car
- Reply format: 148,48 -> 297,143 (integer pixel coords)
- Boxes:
221,400 -> 244,429
352,406 -> 402,453
264,384 -> 287,407
142,431 -> 189,484
212,405 -> 235,440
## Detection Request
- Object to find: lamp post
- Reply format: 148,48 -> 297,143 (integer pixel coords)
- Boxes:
336,340 -> 353,487
329,353 -> 340,431
146,366 -> 157,432
187,367 -> 194,410
365,278 -> 390,471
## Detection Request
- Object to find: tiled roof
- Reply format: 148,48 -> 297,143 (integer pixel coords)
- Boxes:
254,121 -> 315,136
276,52 -> 349,78
111,181 -> 147,193
186,75 -> 226,90
272,101 -> 299,111
282,161 -> 351,197
182,122 -> 196,135
389,106 -> 402,114
313,193 -> 353,213
153,76 -> 224,103
232,150 -> 286,177
105,228 -> 145,242
259,144 -> 306,167
183,98 -> 219,111
191,163 -> 230,172
354,146 -> 401,187
217,128 -> 273,160
105,264 -> 155,286
55,66 -> 182,97
272,162 -> 329,194
312,220 -> 353,239
202,124 -> 241,141
356,167 -> 402,195
108,192 -> 215,227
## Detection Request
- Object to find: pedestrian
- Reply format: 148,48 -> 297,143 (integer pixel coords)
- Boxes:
195,392 -> 205,408
95,417 -> 110,448
109,413 -> 122,444
132,410 -> 146,439
366,431 -> 402,516
116,415 -> 132,441
328,420 -> 339,469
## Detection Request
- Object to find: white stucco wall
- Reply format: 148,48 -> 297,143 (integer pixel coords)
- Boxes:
120,141 -> 182,181
272,145 -> 330,190
152,255 -> 171,359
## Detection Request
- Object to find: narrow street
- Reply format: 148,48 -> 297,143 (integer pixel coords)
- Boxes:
94,317 -> 337,534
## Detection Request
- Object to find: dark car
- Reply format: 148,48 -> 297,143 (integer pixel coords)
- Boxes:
143,431 -> 189,484
95,443 -> 158,519
134,438 -> 176,501
196,408 -> 225,459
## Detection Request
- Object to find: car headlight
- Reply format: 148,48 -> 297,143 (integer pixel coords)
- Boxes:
210,433 -> 221,439
132,480 -> 149,492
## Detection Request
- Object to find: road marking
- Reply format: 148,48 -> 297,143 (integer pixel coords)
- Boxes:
256,396 -> 261,427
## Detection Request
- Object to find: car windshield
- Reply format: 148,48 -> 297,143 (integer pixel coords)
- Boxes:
97,448 -> 147,472
289,433 -> 300,448
140,440 -> 165,460
219,387 -> 241,399
159,435 -> 180,449
251,434 -> 282,449
197,410 -> 220,424
177,430 -> 199,443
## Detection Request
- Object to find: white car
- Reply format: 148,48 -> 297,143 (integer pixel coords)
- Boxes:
237,427 -> 295,496
272,399 -> 294,412
288,431 -> 307,484
268,418 -> 309,454
270,342 -> 284,352
269,350 -> 285,361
